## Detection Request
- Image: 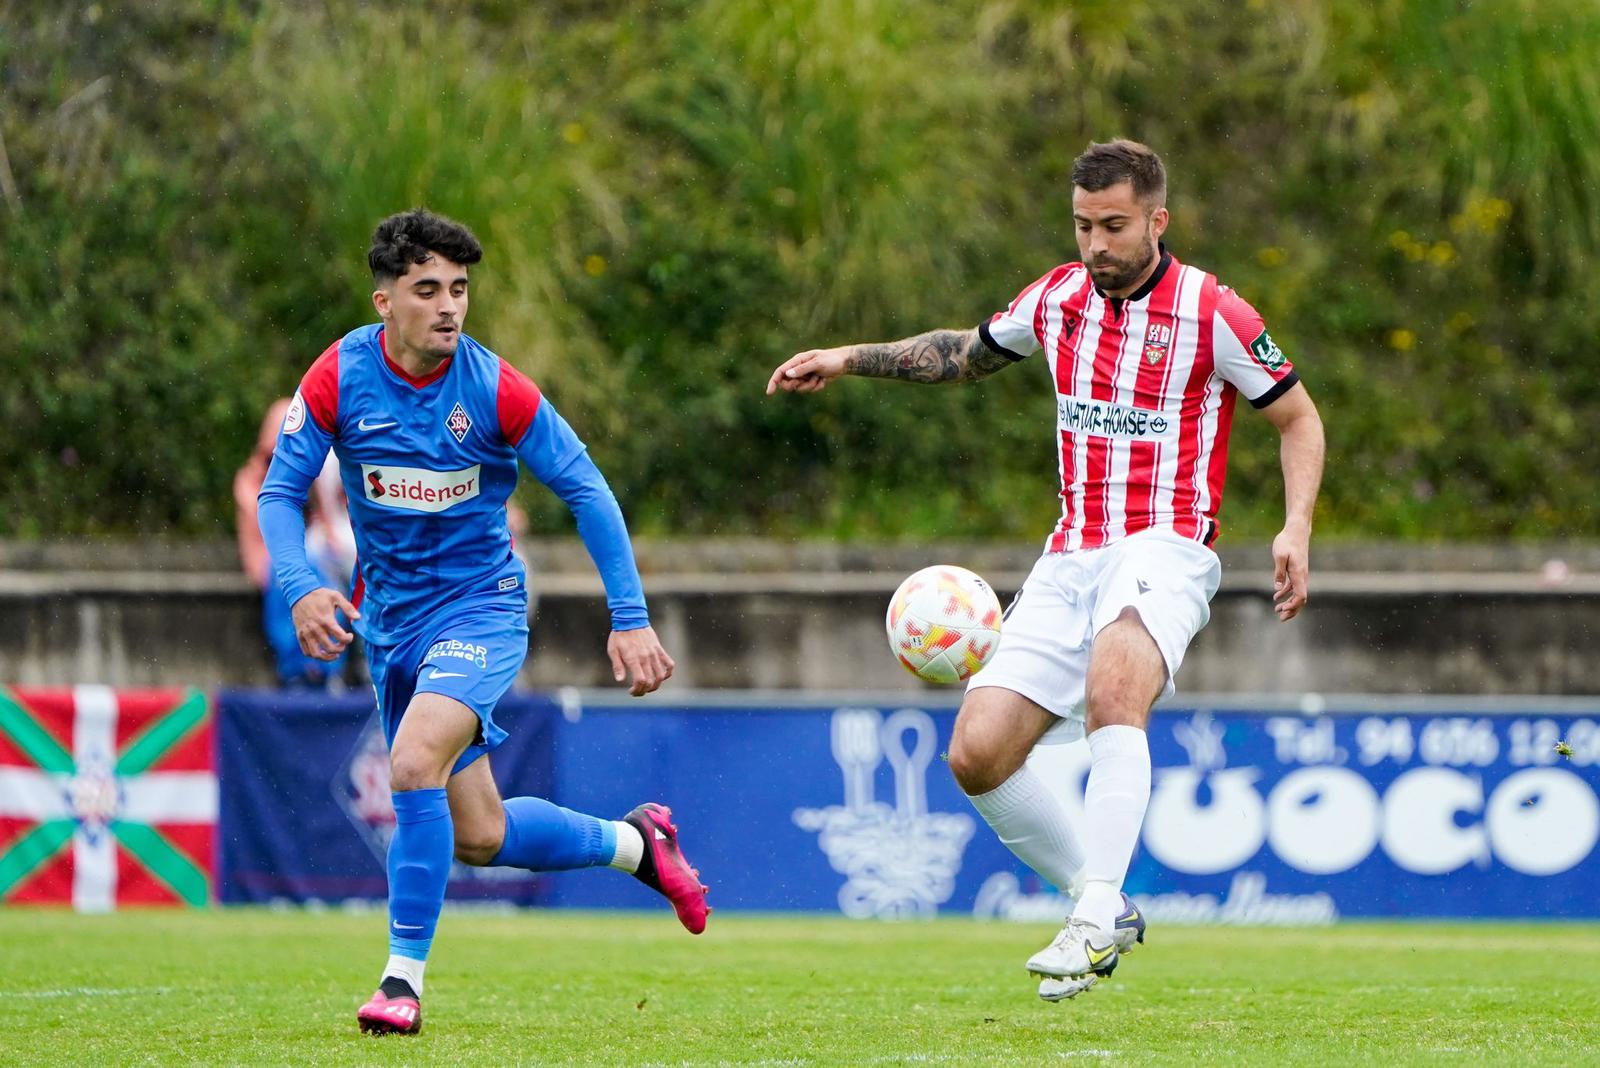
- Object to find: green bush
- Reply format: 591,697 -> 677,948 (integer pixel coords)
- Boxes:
3,0 -> 1597,541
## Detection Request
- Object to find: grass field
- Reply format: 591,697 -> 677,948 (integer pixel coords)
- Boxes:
1,910 -> 1596,1066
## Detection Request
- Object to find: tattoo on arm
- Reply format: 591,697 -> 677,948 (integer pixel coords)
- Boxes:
843,329 -> 1014,384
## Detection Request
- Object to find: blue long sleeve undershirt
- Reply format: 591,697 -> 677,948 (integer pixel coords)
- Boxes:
535,448 -> 649,632
257,457 -> 325,610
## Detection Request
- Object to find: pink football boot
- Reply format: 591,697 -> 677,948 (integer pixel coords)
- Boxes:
624,803 -> 710,934
357,986 -> 422,1035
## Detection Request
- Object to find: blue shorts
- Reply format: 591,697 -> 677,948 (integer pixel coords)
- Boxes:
367,596 -> 529,776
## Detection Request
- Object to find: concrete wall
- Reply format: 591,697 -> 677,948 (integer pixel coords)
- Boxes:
1,539 -> 1595,695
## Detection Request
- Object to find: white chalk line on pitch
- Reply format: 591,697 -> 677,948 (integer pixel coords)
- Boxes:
0,985 -> 174,999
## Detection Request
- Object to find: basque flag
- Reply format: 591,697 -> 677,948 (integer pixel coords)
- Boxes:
0,687 -> 216,910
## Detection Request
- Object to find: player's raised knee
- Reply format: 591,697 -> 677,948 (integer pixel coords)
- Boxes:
947,733 -> 1008,796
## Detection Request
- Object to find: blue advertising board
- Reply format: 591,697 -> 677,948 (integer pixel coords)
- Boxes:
217,690 -> 558,905
215,690 -> 1600,921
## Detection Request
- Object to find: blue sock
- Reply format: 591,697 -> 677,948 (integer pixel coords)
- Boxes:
387,787 -> 453,961
490,796 -> 616,871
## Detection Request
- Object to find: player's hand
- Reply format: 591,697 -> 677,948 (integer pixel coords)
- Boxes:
608,626 -> 675,697
290,587 -> 360,660
765,346 -> 852,395
1271,524 -> 1311,622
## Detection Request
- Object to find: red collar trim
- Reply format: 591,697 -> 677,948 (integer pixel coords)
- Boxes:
378,328 -> 453,388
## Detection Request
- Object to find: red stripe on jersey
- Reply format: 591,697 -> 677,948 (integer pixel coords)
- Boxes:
1127,266 -> 1185,537
1043,271 -> 1094,549
300,341 -> 341,433
1076,296 -> 1129,550
1047,273 -> 1096,552
1052,273 -> 1096,400
351,562 -> 365,612
1215,285 -> 1266,348
377,329 -> 453,389
1203,382 -> 1238,543
495,359 -> 544,446
1027,266 -> 1076,347
1169,276 -> 1220,542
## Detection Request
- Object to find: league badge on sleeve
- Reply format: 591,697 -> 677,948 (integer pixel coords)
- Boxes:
283,391 -> 307,434
1143,322 -> 1172,365
1249,330 -> 1286,371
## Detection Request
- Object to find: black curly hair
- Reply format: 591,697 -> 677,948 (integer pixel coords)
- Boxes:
367,208 -> 483,284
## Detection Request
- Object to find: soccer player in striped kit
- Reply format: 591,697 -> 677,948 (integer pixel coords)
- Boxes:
260,209 -> 708,1034
767,140 -> 1325,1000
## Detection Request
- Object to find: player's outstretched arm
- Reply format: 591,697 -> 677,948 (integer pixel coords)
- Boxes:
765,328 -> 1014,395
1258,382 -> 1325,622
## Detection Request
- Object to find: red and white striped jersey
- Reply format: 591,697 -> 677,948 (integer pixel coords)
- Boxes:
979,249 -> 1298,552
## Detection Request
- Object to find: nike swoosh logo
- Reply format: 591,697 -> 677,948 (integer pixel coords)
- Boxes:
426,670 -> 467,680
392,923 -> 424,931
654,829 -> 668,840
1087,943 -> 1116,968
1136,579 -> 1151,594
358,418 -> 399,431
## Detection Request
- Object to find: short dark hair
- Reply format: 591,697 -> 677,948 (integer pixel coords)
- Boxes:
1071,140 -> 1166,207
368,208 -> 483,284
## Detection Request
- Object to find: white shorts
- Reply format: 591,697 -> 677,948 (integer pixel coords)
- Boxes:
967,529 -> 1222,743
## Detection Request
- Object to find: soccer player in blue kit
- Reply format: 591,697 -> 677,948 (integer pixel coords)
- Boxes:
258,209 -> 709,1035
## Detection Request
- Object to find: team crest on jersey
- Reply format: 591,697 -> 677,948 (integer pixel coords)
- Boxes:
1143,322 -> 1172,365
446,401 -> 472,443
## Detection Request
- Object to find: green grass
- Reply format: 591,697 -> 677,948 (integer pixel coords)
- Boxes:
1,912 -> 1597,1065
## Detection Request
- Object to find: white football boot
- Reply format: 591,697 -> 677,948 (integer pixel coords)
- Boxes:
1037,892 -> 1146,1002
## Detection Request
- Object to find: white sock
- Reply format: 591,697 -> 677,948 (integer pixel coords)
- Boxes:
609,819 -> 644,873
1071,724 -> 1151,931
968,765 -> 1086,895
382,954 -> 426,997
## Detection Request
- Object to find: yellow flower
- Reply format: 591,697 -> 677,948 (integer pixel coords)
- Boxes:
1387,328 -> 1416,351
1460,194 -> 1512,234
583,254 -> 607,277
562,123 -> 587,145
1427,241 -> 1457,267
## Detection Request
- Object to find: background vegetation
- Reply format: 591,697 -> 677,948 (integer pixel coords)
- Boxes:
4,0 -> 1597,541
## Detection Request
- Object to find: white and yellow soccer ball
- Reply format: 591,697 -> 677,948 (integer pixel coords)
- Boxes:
885,565 -> 1003,684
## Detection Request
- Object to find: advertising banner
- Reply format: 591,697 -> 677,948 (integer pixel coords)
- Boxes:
203,690 -> 1600,921
0,686 -> 215,910
545,696 -> 1600,922
215,690 -> 558,905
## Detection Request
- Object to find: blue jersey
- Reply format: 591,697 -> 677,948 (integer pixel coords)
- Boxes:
258,324 -> 648,645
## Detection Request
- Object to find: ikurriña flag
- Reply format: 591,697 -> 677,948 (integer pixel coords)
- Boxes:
0,686 -> 216,910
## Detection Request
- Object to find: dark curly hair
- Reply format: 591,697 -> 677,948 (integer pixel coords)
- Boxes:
367,208 -> 483,284
1071,140 -> 1166,207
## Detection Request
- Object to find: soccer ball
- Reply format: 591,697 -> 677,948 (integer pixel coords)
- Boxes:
885,565 -> 1003,684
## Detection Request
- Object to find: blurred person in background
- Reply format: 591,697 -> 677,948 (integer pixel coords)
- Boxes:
769,139 -> 1325,1003
234,397 -> 354,688
256,208 -> 701,1036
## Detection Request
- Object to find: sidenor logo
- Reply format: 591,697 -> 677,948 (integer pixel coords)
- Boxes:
357,463 -> 482,513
